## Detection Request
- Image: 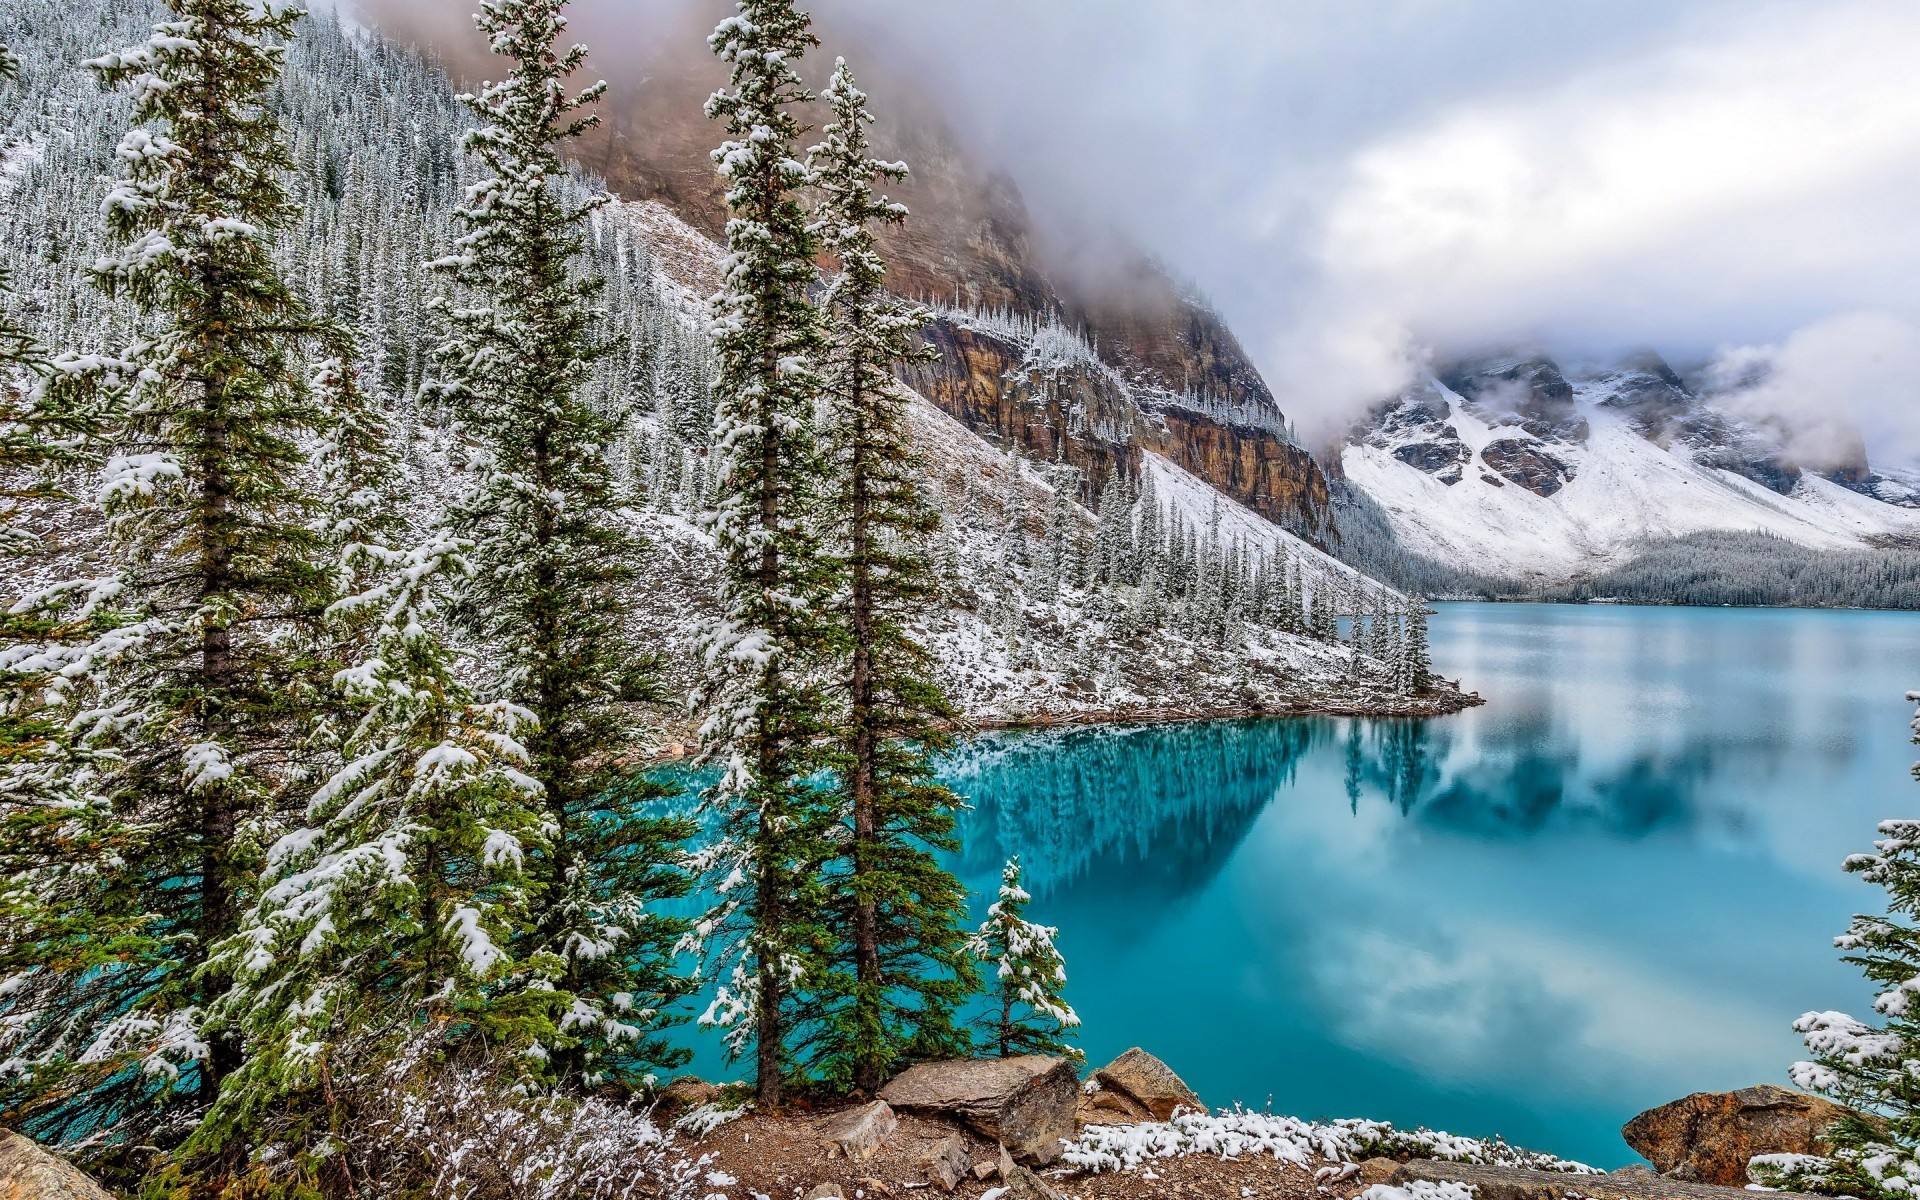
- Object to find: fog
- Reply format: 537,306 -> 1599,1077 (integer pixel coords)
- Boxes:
346,0 -> 1920,456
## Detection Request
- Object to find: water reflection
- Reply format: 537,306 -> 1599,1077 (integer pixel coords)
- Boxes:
932,604 -> 1920,1166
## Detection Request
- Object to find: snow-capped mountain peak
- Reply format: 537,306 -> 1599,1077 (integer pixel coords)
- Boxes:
1341,351 -> 1920,584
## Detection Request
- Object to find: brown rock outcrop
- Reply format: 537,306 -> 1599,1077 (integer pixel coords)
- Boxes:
1086,1047 -> 1203,1122
1622,1084 -> 1856,1186
0,1130 -> 113,1200
879,1056 -> 1079,1166
819,1100 -> 898,1163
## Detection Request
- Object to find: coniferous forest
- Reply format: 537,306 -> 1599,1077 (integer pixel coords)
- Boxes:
0,0 -> 1453,1193
30,4 -> 1920,1200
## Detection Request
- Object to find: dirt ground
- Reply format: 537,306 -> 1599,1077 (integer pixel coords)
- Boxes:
681,1102 -> 1376,1200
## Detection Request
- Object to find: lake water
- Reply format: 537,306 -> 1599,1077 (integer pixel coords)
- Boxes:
677,603 -> 1920,1167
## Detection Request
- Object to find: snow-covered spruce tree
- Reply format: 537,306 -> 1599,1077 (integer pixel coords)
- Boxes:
429,0 -> 693,1091
1405,599 -> 1433,693
694,0 -> 840,1107
0,39 -> 139,1148
2,2 -> 344,1150
185,517 -> 560,1192
806,58 -> 976,1094
1762,710 -> 1920,1198
970,857 -> 1080,1061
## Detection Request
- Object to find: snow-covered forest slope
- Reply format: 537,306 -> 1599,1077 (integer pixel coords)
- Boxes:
1335,352 -> 1920,598
0,0 -> 1467,725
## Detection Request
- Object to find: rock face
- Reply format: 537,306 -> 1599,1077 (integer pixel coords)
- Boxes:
879,1056 -> 1079,1165
0,1130 -> 113,1200
819,1100 -> 898,1163
1391,1159 -> 1752,1200
1622,1084 -> 1856,1186
912,321 -> 1330,536
1441,355 -> 1590,446
1480,438 -> 1576,497
1084,1047 -> 1203,1123
924,1133 -> 971,1193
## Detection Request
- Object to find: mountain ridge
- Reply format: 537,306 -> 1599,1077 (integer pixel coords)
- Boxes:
1334,348 -> 1920,592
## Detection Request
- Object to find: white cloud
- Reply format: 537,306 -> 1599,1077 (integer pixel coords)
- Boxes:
1703,314 -> 1920,472
1268,1 -> 1920,436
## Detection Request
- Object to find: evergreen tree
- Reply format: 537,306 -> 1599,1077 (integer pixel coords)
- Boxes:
970,858 -> 1080,1060
193,524 -> 557,1190
1766,715 -> 1920,1199
2,1 -> 342,1149
807,57 -> 976,1094
0,35 -> 133,1148
694,0 -> 838,1108
429,0 -> 691,1091
1405,600 -> 1433,694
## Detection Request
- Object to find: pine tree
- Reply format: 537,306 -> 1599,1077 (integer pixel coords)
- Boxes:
971,858 -> 1080,1060
694,0 -> 838,1108
1766,711 -> 1920,1198
193,523 -> 557,1190
1405,599 -> 1433,693
807,57 -> 976,1094
2,1 -> 342,1148
0,36 -> 135,1147
429,0 -> 692,1091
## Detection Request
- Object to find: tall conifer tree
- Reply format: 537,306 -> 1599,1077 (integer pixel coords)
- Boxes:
429,0 -> 691,1092
807,58 -> 976,1093
186,358 -> 561,1190
0,2 -> 340,1148
694,0 -> 838,1107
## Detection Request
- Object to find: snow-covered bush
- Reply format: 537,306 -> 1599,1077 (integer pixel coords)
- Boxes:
332,1042 -> 718,1200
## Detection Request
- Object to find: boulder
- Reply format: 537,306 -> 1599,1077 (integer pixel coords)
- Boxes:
1000,1161 -> 1070,1200
879,1056 -> 1079,1165
1622,1085 -> 1857,1186
924,1133 -> 970,1193
801,1185 -> 845,1200
1088,1047 -> 1203,1122
1076,1087 -> 1149,1126
0,1131 -> 114,1200
658,1076 -> 720,1111
819,1100 -> 897,1163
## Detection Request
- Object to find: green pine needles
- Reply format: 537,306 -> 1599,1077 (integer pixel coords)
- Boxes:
429,0 -> 694,1094
972,857 -> 1081,1060
806,58 -> 976,1095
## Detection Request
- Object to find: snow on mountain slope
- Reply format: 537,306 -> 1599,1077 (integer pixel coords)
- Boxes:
1343,364 -> 1920,583
1143,451 -> 1374,597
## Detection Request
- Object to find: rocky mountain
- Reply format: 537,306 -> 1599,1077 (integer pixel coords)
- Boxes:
0,0 -> 1468,726
1336,350 -> 1920,586
363,0 -> 1330,538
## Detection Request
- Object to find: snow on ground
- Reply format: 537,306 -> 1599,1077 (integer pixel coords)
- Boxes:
1062,1110 -> 1598,1177
1342,379 -> 1920,583
1143,451 -> 1382,600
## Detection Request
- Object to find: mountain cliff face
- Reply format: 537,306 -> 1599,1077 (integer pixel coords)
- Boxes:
1338,349 -> 1920,585
364,0 -> 1329,535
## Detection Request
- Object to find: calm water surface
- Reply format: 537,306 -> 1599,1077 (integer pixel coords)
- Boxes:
683,604 -> 1920,1166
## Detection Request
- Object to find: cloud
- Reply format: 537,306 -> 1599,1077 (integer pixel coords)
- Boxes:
1276,1 -> 1920,436
344,0 -> 1920,454
1703,313 -> 1920,472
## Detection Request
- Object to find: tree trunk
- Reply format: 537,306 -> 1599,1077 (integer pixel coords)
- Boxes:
847,354 -> 882,1094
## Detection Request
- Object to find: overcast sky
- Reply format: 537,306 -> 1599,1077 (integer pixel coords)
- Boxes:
354,0 -> 1920,453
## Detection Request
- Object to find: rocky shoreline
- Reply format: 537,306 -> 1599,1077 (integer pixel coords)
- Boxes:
646,679 -> 1485,760
0,1048 -> 1857,1200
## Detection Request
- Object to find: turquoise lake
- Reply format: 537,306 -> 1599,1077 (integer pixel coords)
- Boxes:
681,602 -> 1920,1167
